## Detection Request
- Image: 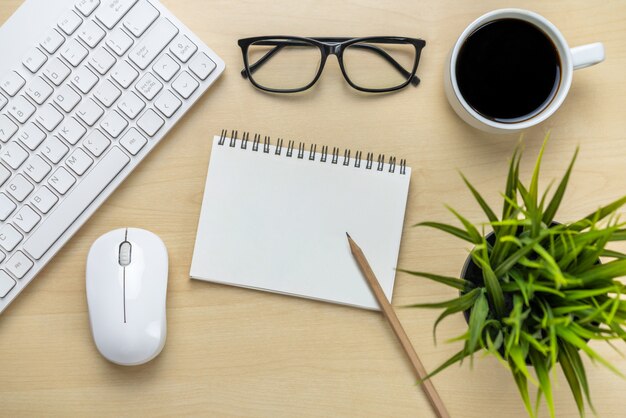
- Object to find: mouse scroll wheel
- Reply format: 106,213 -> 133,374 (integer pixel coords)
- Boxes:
119,241 -> 132,266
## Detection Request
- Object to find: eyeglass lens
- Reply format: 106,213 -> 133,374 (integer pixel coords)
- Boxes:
342,41 -> 416,90
247,39 -> 322,90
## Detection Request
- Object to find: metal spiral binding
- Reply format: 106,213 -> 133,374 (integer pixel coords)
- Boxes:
321,145 -> 328,162
377,154 -> 385,171
355,151 -> 362,168
218,130 -> 407,174
263,136 -> 271,153
309,144 -> 317,160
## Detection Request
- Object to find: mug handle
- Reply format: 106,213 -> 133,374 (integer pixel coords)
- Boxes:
571,42 -> 605,70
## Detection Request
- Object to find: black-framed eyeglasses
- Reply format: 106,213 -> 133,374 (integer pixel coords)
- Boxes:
238,36 -> 426,93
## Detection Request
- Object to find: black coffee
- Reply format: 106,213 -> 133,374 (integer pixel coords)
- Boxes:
455,18 -> 560,123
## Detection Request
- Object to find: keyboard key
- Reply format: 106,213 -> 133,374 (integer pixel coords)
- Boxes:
170,35 -> 197,63
189,53 -> 216,81
89,47 -> 116,75
66,148 -> 93,175
117,91 -> 144,119
76,98 -> 104,126
106,28 -> 133,56
154,90 -> 181,118
137,109 -> 163,137
136,72 -> 162,100
0,115 -> 18,142
129,18 -> 178,70
23,155 -> 52,183
0,163 -> 9,182
123,0 -> 159,37
6,174 -> 34,202
94,79 -> 121,107
112,61 -> 139,88
13,205 -> 41,233
83,129 -> 111,157
22,48 -> 48,73
0,166 -> 9,186
2,142 -> 29,169
78,20 -> 106,48
75,0 -> 100,17
172,71 -> 199,99
6,251 -> 33,279
36,104 -> 64,132
0,271 -> 16,297
41,136 -> 69,164
71,66 -> 99,94
24,147 -> 130,260
58,117 -> 86,144
26,77 -> 54,105
58,10 -> 83,35
40,29 -> 65,54
153,54 -> 180,82
43,58 -> 71,86
48,167 -> 76,194
96,0 -> 138,29
8,95 -> 36,123
0,224 -> 23,252
0,93 -> 6,110
0,193 -> 16,220
31,186 -> 58,214
1,71 -> 26,97
120,127 -> 146,155
61,39 -> 89,67
18,123 -> 46,150
54,84 -> 82,112
100,110 -> 128,138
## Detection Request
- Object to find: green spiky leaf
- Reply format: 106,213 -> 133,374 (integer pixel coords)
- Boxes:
406,134 -> 626,418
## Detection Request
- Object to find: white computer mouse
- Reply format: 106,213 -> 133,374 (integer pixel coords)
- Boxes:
86,228 -> 168,366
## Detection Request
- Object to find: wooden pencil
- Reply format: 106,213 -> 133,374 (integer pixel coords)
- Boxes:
347,233 -> 450,418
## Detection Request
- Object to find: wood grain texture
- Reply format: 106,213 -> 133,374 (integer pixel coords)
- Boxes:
1,0 -> 626,417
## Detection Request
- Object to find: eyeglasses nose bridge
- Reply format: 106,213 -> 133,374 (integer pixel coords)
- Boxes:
323,44 -> 342,56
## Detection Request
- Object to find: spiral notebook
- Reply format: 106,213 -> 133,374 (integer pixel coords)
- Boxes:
190,130 -> 411,310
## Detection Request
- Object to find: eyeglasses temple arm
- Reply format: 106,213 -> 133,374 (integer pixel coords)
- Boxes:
241,44 -> 286,78
349,44 -> 420,86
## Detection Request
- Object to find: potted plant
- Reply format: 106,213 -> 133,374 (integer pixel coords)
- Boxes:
402,136 -> 626,418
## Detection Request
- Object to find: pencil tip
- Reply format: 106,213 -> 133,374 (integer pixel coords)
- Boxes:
346,232 -> 351,239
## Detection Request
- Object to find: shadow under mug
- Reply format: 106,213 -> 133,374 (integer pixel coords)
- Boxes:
444,8 -> 605,134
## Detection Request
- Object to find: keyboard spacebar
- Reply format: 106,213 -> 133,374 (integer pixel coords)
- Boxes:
24,147 -> 130,260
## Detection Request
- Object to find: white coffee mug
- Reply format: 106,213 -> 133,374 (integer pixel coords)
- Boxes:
444,9 -> 605,134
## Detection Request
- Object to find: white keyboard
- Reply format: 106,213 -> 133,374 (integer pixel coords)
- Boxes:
0,0 -> 224,314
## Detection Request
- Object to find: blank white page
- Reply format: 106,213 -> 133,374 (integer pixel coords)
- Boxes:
190,136 -> 411,310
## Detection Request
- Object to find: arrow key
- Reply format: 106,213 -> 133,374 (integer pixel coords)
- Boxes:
172,71 -> 198,99
153,54 -> 180,82
155,89 -> 181,118
189,52 -> 216,81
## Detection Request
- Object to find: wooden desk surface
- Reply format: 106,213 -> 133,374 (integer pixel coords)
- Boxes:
1,0 -> 625,416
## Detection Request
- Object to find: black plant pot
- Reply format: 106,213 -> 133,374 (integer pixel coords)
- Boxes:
460,224 -> 561,322
459,229 -> 527,362
460,230 -> 504,322
458,223 -> 588,364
